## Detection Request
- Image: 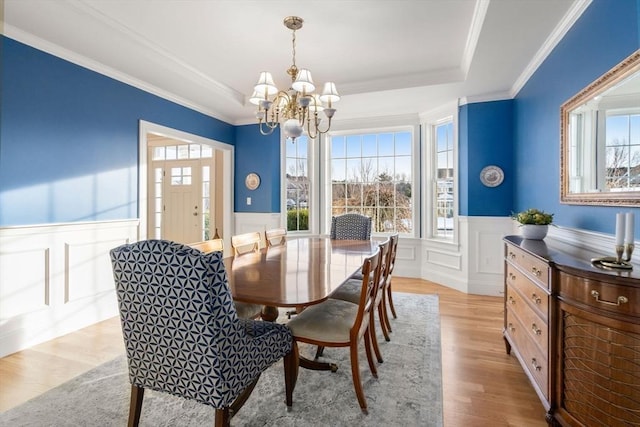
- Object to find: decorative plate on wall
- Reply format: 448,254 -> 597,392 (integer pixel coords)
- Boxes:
245,173 -> 261,190
480,165 -> 504,187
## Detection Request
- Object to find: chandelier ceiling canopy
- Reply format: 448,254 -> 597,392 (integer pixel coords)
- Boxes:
249,16 -> 340,142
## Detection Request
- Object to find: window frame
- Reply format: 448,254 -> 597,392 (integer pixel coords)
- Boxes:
421,103 -> 458,243
322,118 -> 420,238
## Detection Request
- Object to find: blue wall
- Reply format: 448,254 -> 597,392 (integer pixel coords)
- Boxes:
458,100 -> 514,216
513,0 -> 639,236
0,36 -> 235,226
234,124 -> 281,213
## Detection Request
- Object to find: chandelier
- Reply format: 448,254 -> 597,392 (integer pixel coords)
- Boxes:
249,16 -> 340,142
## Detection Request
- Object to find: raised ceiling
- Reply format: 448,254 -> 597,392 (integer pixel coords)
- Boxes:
3,0 -> 585,125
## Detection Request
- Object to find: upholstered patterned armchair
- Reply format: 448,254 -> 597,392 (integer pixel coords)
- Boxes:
110,240 -> 295,427
330,213 -> 372,240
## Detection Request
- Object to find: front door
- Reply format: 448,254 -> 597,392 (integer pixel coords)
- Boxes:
163,160 -> 202,243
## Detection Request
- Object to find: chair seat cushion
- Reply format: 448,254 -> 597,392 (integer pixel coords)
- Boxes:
287,299 -> 357,343
234,301 -> 262,319
330,278 -> 362,304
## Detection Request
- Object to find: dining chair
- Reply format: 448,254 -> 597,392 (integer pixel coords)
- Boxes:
327,237 -> 391,363
330,213 -> 372,240
187,238 -> 263,320
286,247 -> 382,413
110,239 -> 296,427
265,228 -> 287,247
231,231 -> 262,255
384,233 -> 400,324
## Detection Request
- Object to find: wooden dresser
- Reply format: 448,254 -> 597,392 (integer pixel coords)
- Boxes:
503,236 -> 640,426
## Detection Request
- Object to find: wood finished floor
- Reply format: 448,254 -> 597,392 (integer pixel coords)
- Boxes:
0,278 -> 547,426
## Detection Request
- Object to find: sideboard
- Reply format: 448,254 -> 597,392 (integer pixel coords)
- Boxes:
503,235 -> 640,426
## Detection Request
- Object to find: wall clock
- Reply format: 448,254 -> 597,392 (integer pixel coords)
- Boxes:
245,173 -> 261,190
480,165 -> 504,187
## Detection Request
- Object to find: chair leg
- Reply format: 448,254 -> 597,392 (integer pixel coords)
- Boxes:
363,327 -> 378,378
387,286 -> 397,319
350,341 -> 368,414
214,408 -> 230,427
369,312 -> 384,364
378,301 -> 391,342
382,291 -> 393,334
284,343 -> 299,407
314,345 -> 325,359
128,385 -> 144,427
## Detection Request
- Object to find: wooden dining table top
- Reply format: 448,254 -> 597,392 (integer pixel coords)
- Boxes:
223,236 -> 379,308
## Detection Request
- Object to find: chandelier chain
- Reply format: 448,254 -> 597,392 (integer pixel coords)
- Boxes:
291,29 -> 296,68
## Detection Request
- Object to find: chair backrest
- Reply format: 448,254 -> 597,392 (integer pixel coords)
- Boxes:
265,228 -> 287,247
110,240 -> 244,408
188,238 -> 224,254
352,247 -> 382,339
387,233 -> 399,281
374,238 -> 391,304
231,232 -> 261,256
330,213 -> 372,240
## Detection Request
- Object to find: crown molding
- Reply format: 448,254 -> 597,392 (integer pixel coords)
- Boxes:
459,91 -> 512,106
510,0 -> 592,97
461,0 -> 490,77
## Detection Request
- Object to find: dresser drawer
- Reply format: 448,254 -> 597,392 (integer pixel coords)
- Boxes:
506,308 -> 549,400
506,243 -> 550,290
506,263 -> 549,320
559,271 -> 640,318
506,283 -> 548,354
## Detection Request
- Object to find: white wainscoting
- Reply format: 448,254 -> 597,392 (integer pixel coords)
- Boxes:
0,220 -> 138,357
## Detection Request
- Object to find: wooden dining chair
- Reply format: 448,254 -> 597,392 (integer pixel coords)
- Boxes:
286,247 -> 382,413
265,228 -> 287,247
383,233 -> 400,327
231,231 -> 262,256
188,238 -> 224,253
327,238 -> 391,363
187,238 -> 262,320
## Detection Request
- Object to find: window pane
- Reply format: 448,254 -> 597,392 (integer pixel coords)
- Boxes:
378,133 -> 394,156
362,135 -> 377,156
395,132 -> 412,155
178,145 -> 189,159
395,156 -> 411,181
332,159 -> 346,181
285,135 -> 310,231
346,159 -> 362,181
202,145 -> 213,158
152,147 -> 165,160
331,136 -> 346,158
346,135 -> 361,157
166,146 -> 177,160
189,144 -> 200,158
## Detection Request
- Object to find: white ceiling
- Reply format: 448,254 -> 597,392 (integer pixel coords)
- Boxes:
2,0 -> 586,125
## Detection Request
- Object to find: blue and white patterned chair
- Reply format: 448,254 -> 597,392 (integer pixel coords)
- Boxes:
330,213 -> 372,240
110,240 -> 296,427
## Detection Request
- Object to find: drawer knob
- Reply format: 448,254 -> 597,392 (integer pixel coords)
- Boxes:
531,293 -> 542,305
531,323 -> 542,335
508,296 -> 516,305
509,252 -> 516,259
531,266 -> 542,277
508,323 -> 515,332
531,358 -> 542,372
590,290 -> 629,306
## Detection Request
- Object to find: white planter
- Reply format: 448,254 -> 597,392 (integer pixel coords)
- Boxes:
520,224 -> 549,240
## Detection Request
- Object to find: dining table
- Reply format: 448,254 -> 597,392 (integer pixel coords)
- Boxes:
223,236 -> 379,321
223,236 -> 379,371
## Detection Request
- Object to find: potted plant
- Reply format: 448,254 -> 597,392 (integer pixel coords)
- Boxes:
512,208 -> 554,240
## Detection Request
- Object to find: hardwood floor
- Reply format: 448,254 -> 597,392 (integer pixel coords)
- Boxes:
0,278 -> 547,426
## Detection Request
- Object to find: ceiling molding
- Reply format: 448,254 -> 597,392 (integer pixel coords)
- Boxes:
510,0 -> 592,97
339,67 -> 466,96
459,91 -> 512,106
461,0 -> 490,77
3,24 -> 235,124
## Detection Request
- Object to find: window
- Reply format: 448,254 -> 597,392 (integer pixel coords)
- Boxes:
285,136 -> 310,232
434,120 -> 454,239
605,112 -> 640,190
329,129 -> 413,234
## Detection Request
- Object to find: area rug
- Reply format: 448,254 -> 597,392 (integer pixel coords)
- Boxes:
0,293 -> 442,426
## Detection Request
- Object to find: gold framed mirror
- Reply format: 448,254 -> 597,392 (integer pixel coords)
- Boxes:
560,49 -> 640,206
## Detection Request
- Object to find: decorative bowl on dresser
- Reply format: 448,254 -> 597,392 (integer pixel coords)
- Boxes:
503,235 -> 640,426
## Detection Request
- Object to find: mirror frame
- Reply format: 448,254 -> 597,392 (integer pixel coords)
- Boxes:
560,49 -> 640,206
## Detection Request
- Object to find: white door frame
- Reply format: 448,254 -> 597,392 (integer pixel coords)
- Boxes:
138,120 -> 234,248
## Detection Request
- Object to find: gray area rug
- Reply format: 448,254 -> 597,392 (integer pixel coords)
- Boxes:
1,293 -> 442,426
